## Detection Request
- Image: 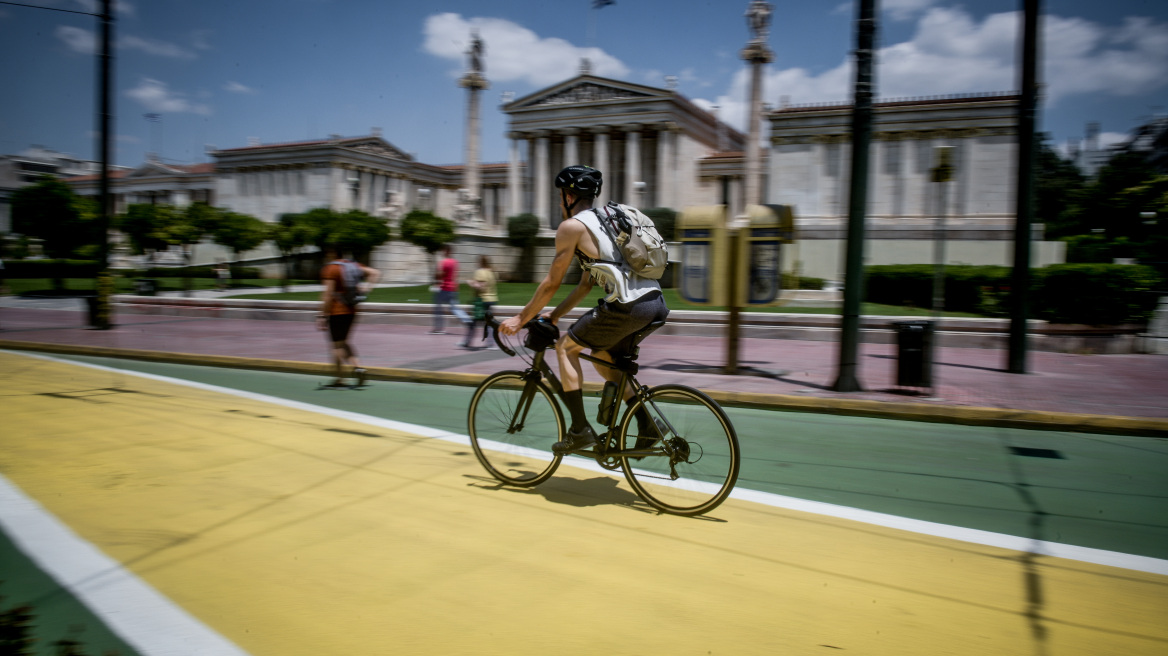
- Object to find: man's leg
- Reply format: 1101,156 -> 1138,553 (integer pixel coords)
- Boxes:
432,291 -> 447,332
553,334 -> 597,452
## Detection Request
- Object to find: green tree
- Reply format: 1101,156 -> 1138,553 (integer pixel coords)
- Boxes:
115,203 -> 177,259
506,213 -> 541,283
1034,138 -> 1086,239
268,213 -> 315,290
321,209 -> 391,261
168,202 -> 221,295
11,177 -> 98,261
210,211 -> 267,284
400,209 -> 455,274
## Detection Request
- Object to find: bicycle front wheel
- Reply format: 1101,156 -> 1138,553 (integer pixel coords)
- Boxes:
619,385 -> 740,516
468,371 -> 564,487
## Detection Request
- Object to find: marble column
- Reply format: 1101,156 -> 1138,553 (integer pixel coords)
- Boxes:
624,124 -> 642,205
593,126 -> 610,206
508,132 -> 523,218
534,131 -> 550,228
741,41 -> 774,208
563,128 -> 579,167
656,123 -> 676,209
459,70 -> 489,221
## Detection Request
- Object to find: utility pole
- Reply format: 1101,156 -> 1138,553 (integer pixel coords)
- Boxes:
832,0 -> 877,392
94,0 -> 114,329
1007,0 -> 1040,373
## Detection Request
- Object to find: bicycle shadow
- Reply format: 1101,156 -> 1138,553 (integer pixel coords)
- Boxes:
464,473 -> 726,522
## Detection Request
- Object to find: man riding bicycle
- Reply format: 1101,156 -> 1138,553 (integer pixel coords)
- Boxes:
499,165 -> 669,454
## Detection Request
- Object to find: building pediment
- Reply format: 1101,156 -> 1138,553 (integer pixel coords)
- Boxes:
507,75 -> 666,110
126,161 -> 185,178
339,137 -> 412,161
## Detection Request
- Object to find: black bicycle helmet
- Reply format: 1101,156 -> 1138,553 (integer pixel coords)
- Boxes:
554,164 -> 603,198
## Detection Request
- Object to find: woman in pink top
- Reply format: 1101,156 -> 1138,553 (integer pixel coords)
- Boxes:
431,244 -> 471,333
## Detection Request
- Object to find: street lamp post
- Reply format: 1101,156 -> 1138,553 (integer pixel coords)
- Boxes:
93,0 -> 114,329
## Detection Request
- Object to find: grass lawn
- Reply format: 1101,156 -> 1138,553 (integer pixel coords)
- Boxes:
4,278 -> 983,317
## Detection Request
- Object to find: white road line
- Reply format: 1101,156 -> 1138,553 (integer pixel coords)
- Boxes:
8,349 -> 1168,581
0,476 -> 252,656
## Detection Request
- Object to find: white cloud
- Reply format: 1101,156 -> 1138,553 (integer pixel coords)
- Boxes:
120,34 -> 197,59
56,25 -> 96,54
125,78 -> 211,116
55,26 -> 199,59
697,7 -> 1168,133
224,81 -> 256,94
422,12 -> 629,87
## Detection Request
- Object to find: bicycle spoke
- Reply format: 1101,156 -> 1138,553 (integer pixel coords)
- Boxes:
468,371 -> 563,487
619,385 -> 740,515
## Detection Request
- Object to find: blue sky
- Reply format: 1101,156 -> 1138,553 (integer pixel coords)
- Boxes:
2,0 -> 1166,170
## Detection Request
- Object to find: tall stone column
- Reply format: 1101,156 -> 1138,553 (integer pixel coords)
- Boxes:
459,71 -> 489,222
656,123 -> 677,209
593,126 -> 610,206
508,132 -> 524,219
563,128 -> 579,166
624,124 -> 642,205
741,39 -> 774,208
534,131 -> 551,227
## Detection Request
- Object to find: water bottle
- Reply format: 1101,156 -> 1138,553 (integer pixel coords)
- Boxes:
596,381 -> 618,424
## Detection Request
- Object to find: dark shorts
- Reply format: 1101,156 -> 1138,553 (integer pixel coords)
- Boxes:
568,291 -> 668,357
327,313 -> 356,342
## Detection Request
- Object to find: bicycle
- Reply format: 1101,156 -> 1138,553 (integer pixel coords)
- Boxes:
467,316 -> 741,516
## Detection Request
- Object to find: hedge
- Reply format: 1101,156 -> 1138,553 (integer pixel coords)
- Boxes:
2,259 -> 101,278
865,263 -> 1164,324
1035,263 -> 1162,325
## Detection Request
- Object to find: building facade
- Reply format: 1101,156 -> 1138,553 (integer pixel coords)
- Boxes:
502,71 -> 747,227
767,93 -> 1064,279
51,80 -> 1064,284
0,146 -> 131,233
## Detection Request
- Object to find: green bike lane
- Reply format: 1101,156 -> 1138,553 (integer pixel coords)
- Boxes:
2,349 -> 1167,655
29,351 -> 1168,561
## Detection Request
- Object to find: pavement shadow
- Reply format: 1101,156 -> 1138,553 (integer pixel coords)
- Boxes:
464,473 -> 728,522
466,473 -> 646,511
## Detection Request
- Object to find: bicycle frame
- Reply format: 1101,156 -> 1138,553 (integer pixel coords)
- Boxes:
506,329 -> 674,464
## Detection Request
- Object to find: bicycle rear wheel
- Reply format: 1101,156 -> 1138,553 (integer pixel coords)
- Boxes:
468,371 -> 564,486
619,385 -> 740,516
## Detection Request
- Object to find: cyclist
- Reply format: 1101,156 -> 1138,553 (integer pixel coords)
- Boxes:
499,165 -> 669,454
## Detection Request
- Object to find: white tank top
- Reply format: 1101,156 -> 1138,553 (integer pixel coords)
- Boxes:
571,205 -> 661,304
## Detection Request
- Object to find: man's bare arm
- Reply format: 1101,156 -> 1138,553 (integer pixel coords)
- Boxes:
549,274 -> 593,324
503,220 -> 584,332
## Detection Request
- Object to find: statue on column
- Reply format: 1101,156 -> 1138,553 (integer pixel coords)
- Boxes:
468,30 -> 484,74
746,0 -> 772,44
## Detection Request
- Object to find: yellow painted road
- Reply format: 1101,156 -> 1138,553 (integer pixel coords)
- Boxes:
2,352 -> 1166,655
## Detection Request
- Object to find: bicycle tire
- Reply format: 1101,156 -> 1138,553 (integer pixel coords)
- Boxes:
468,370 -> 564,487
618,384 -> 740,516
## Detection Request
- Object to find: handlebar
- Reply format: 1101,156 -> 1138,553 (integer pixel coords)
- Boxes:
484,315 -> 559,358
484,315 -> 517,357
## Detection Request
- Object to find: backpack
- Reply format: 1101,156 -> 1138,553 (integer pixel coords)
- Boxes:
332,259 -> 366,307
591,202 -> 669,280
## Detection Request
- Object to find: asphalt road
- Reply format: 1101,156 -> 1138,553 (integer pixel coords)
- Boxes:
2,350 -> 1166,655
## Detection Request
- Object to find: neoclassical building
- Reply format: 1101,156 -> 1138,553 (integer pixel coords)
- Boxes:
61,73 -> 1064,283
501,71 -> 746,227
767,93 -> 1063,279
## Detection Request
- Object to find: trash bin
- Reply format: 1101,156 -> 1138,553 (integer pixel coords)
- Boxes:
134,278 -> 157,296
892,320 -> 934,388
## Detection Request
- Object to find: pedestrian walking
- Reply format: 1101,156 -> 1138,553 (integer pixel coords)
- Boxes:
318,246 -> 380,388
461,254 -> 498,349
431,244 -> 470,334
